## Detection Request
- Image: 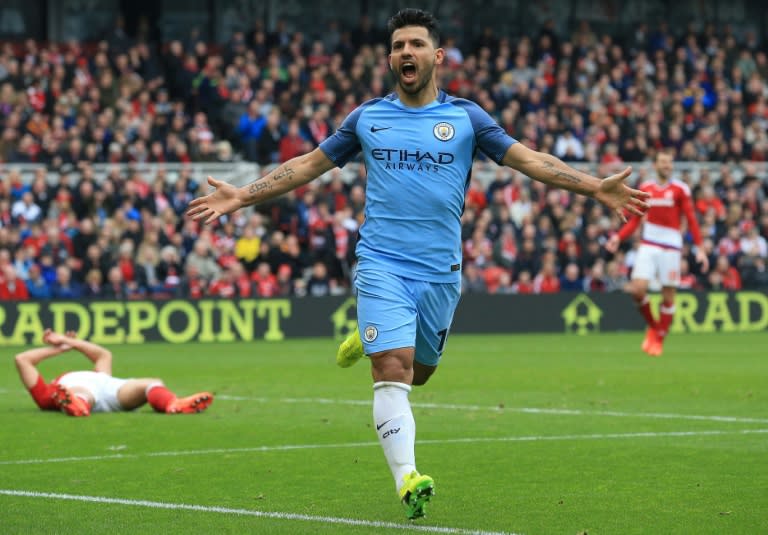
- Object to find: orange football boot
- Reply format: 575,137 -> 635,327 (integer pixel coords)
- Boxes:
52,384 -> 91,417
647,332 -> 664,357
641,327 -> 657,354
166,392 -> 214,414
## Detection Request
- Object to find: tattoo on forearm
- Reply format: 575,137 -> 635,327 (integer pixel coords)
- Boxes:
246,165 -> 296,200
542,161 -> 581,185
247,181 -> 272,195
272,165 -> 295,182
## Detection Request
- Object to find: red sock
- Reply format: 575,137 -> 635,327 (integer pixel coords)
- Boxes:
634,295 -> 657,328
657,300 -> 675,339
147,384 -> 176,413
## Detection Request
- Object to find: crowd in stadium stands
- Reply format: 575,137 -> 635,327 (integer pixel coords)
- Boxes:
1,17 -> 768,301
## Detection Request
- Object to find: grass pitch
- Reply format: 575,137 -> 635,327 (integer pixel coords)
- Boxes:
0,331 -> 766,534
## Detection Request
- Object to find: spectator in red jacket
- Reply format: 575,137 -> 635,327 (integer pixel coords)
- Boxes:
533,258 -> 561,294
0,265 -> 29,300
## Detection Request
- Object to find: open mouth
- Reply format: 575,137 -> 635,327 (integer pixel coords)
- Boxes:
401,63 -> 417,82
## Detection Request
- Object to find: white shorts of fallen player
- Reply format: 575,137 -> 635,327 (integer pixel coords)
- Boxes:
56,371 -> 128,412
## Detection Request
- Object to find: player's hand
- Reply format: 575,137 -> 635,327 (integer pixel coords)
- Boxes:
695,249 -> 710,273
594,167 -> 650,223
605,234 -> 620,254
43,329 -> 71,350
186,176 -> 243,224
42,328 -> 61,345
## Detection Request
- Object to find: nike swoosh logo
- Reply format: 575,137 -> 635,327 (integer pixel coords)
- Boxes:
376,419 -> 392,431
370,126 -> 392,132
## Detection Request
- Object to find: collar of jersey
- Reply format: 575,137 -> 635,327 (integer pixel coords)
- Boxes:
391,89 -> 447,111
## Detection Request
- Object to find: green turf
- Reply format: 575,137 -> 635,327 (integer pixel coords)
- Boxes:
0,332 -> 766,534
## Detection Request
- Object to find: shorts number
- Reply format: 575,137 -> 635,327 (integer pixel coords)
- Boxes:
437,329 -> 448,352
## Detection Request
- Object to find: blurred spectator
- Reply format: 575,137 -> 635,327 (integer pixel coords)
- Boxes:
559,263 -> 583,292
511,270 -> 534,294
51,265 -> 82,298
461,263 -> 487,293
82,269 -> 106,298
251,261 -> 278,297
24,264 -> 51,299
739,222 -> 767,259
306,261 -> 331,297
207,268 -> 237,298
583,261 -> 607,292
11,192 -> 42,224
707,255 -> 742,290
238,99 -> 267,161
533,257 -> 561,294
678,258 -> 702,290
742,257 -> 768,289
0,265 -> 29,300
184,239 -> 221,281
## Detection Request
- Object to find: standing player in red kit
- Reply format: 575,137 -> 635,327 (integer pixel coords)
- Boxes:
606,151 -> 709,356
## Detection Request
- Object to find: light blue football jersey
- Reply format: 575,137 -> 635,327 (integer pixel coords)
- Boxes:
319,90 -> 517,283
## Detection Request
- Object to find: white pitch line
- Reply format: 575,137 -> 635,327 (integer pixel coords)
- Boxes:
217,395 -> 768,424
0,489 -> 517,535
2,429 -> 766,466
2,390 -> 765,424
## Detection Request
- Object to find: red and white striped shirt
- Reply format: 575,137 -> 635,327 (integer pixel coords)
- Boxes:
618,179 -> 702,250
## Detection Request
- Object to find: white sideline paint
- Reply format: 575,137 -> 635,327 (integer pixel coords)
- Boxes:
0,489 -> 517,535
217,395 -> 768,424
1,429 -> 766,466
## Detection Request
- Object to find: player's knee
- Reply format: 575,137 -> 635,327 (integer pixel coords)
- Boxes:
370,349 -> 413,383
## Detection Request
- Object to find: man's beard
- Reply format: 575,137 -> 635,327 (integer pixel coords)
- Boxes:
398,62 -> 435,95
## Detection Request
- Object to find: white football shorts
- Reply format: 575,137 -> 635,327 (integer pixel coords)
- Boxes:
631,243 -> 681,287
56,371 -> 128,413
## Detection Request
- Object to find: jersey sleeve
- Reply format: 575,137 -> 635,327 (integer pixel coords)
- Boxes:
319,100 -> 376,168
679,188 -> 703,246
617,214 -> 642,242
29,374 -> 57,411
448,99 -> 517,164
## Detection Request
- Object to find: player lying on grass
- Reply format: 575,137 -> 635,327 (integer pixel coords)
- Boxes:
14,329 -> 213,417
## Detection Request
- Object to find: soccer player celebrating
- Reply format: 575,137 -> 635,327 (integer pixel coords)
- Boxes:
188,8 -> 648,519
15,329 -> 213,416
606,151 -> 709,356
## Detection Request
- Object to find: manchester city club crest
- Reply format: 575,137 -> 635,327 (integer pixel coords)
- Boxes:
433,122 -> 455,141
364,325 -> 378,342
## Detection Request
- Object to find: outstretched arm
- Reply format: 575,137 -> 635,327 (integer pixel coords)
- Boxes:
187,148 -> 336,224
14,344 -> 70,389
502,143 -> 649,222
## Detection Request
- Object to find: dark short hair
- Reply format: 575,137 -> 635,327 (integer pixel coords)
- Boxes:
387,8 -> 440,47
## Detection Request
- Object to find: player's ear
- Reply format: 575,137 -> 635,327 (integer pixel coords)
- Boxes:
435,47 -> 445,65
388,54 -> 393,70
